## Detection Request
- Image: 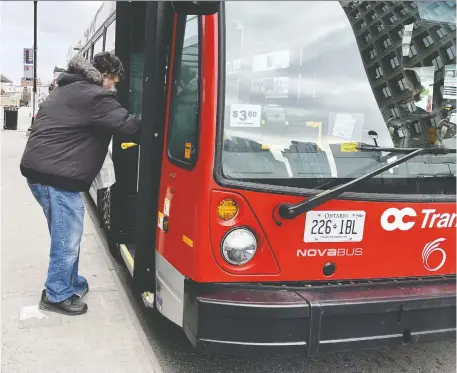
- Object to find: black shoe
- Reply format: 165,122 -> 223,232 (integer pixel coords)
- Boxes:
39,289 -> 88,316
76,284 -> 89,299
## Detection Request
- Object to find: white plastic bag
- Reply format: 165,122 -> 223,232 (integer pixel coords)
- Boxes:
93,154 -> 116,190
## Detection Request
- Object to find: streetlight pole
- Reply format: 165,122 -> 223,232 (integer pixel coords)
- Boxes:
27,1 -> 37,133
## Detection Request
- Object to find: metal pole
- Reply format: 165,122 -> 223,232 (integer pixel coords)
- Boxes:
28,1 -> 37,132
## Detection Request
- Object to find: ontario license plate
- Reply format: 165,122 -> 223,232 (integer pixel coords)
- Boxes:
304,211 -> 366,242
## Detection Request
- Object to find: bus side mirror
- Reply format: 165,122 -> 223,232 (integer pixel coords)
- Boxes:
368,130 -> 379,147
172,1 -> 220,15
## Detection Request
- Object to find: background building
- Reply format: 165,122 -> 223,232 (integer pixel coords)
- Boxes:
342,0 -> 456,147
342,1 -> 456,116
1,73 -> 21,106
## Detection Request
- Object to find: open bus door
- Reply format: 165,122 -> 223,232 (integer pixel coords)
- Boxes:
107,1 -> 220,295
107,1 -> 146,246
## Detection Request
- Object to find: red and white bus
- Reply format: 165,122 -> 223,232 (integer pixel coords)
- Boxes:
72,1 -> 456,355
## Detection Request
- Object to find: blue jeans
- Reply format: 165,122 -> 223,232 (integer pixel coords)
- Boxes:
27,181 -> 88,303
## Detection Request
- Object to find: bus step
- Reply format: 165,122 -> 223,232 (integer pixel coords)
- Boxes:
119,244 -> 135,277
141,292 -> 155,308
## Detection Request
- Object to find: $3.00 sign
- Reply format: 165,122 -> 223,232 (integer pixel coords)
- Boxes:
229,104 -> 262,127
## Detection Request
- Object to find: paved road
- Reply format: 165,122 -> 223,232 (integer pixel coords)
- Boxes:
137,305 -> 456,373
86,205 -> 457,373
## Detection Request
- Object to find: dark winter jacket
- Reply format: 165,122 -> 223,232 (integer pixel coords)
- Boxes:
20,55 -> 141,192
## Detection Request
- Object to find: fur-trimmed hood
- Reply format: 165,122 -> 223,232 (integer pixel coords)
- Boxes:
58,55 -> 104,86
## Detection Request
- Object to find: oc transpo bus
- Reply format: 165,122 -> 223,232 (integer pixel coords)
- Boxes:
69,1 -> 456,355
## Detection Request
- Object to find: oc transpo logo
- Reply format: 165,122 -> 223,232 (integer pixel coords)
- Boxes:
422,238 -> 447,272
380,207 -> 416,231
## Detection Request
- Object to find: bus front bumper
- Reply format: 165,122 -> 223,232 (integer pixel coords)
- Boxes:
183,277 -> 456,355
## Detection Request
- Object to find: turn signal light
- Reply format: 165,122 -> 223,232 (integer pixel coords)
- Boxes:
217,199 -> 238,221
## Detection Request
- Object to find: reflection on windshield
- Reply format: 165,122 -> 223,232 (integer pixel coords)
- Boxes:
222,1 -> 456,194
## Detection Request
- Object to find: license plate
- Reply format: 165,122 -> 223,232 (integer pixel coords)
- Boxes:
304,211 -> 366,242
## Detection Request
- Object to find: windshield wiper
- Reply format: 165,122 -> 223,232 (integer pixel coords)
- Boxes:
278,146 -> 456,220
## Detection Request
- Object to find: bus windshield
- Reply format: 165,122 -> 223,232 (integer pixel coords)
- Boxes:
221,1 -> 457,195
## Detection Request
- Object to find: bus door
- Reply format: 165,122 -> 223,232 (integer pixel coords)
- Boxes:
152,14 -> 203,324
112,3 -> 217,295
110,2 -> 146,246
122,3 -> 219,317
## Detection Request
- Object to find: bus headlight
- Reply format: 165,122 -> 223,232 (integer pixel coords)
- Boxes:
221,228 -> 257,266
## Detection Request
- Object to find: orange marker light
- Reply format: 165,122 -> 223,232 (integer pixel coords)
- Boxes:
217,199 -> 238,221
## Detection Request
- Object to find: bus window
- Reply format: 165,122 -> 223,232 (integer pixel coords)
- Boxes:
105,20 -> 116,52
167,16 -> 199,166
221,1 -> 456,195
129,15 -> 145,119
92,36 -> 103,57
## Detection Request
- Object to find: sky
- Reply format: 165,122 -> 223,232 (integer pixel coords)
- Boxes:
0,1 -> 102,84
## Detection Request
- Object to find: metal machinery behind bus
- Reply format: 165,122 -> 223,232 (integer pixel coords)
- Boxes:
71,1 -> 456,355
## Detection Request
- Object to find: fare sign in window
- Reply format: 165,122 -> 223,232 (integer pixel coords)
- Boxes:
229,104 -> 262,128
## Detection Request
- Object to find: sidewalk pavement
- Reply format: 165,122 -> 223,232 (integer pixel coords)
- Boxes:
1,125 -> 160,371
